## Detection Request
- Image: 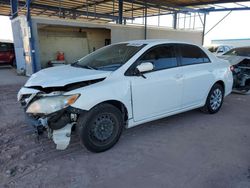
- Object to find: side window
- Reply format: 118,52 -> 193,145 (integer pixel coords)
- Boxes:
179,44 -> 210,66
139,45 -> 178,71
0,43 -> 8,52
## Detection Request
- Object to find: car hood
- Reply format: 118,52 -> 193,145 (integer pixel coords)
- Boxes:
218,55 -> 250,65
25,65 -> 111,88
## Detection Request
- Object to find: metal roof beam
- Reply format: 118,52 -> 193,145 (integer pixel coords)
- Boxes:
201,6 -> 250,12
10,0 -> 18,18
180,0 -> 250,6
73,0 -> 110,10
0,0 -> 131,20
123,0 -> 206,13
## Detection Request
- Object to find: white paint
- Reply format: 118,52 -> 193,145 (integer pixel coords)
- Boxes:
53,123 -> 73,150
24,64 -> 111,87
136,62 -> 153,73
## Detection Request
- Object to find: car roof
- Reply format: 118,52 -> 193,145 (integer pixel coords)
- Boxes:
118,39 -> 199,46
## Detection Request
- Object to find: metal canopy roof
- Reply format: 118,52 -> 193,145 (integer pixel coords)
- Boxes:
0,0 -> 250,22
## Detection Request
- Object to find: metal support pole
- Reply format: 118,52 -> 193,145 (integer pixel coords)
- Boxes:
26,0 -> 37,73
86,0 -> 89,19
144,1 -> 147,40
184,14 -> 186,29
177,13 -> 179,28
202,13 -> 207,45
118,0 -> 123,24
58,0 -> 62,17
131,0 -> 134,23
193,13 -> 196,29
11,0 -> 18,19
205,11 -> 232,36
113,0 -> 115,22
158,8 -> 160,26
173,12 -> 177,29
94,3 -> 96,19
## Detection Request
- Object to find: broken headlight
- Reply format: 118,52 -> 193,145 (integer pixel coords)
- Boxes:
26,94 -> 80,115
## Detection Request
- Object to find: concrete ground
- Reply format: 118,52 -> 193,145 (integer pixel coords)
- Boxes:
0,67 -> 28,86
0,68 -> 250,188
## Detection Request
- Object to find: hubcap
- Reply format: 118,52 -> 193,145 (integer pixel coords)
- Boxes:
91,114 -> 115,142
210,88 -> 223,111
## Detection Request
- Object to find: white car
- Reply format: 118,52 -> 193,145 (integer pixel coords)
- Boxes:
18,40 -> 233,152
206,45 -> 233,56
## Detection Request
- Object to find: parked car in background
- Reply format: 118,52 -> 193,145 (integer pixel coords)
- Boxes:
0,41 -> 15,66
218,46 -> 250,93
206,45 -> 233,56
18,40 -> 233,152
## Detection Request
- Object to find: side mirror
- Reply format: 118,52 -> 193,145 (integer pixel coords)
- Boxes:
136,62 -> 154,73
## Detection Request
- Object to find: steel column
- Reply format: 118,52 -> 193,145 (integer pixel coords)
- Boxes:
173,12 -> 177,29
202,13 -> 207,45
10,0 -> 18,19
144,1 -> 147,40
26,0 -> 37,73
118,0 -> 123,24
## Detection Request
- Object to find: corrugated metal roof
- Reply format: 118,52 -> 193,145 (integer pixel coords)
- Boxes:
0,0 -> 249,23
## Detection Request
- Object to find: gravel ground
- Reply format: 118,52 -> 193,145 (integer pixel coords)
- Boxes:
0,69 -> 250,188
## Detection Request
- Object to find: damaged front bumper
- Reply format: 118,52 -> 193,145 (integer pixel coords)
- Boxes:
24,106 -> 85,150
18,87 -> 84,150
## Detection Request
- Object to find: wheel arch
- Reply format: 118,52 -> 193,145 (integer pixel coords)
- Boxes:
214,80 -> 225,94
203,80 -> 225,106
93,100 -> 129,125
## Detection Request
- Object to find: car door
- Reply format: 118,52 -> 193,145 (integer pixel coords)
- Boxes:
177,44 -> 214,108
128,44 -> 183,122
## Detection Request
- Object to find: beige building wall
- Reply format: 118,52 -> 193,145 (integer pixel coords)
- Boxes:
111,24 -> 202,45
38,26 -> 110,68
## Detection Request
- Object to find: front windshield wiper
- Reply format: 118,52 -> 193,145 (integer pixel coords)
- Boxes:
82,65 -> 97,70
71,62 -> 97,70
97,63 -> 122,69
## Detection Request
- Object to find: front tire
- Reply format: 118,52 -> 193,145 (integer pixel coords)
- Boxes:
201,83 -> 224,114
78,103 -> 123,153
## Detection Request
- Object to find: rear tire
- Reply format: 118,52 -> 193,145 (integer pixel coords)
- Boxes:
78,103 -> 123,153
201,83 -> 224,114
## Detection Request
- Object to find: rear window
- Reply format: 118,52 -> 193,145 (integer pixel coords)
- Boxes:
179,44 -> 210,66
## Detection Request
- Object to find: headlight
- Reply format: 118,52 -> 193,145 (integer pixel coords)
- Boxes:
26,94 -> 80,115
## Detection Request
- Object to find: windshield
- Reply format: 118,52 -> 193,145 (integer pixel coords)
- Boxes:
224,47 -> 250,57
72,43 -> 145,71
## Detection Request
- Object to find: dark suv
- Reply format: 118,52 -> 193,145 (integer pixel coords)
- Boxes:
0,42 -> 15,66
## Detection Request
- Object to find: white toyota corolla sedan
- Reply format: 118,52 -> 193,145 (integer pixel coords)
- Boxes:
18,40 -> 233,152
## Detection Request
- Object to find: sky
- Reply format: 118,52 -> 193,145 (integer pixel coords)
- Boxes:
1,6 -> 250,45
